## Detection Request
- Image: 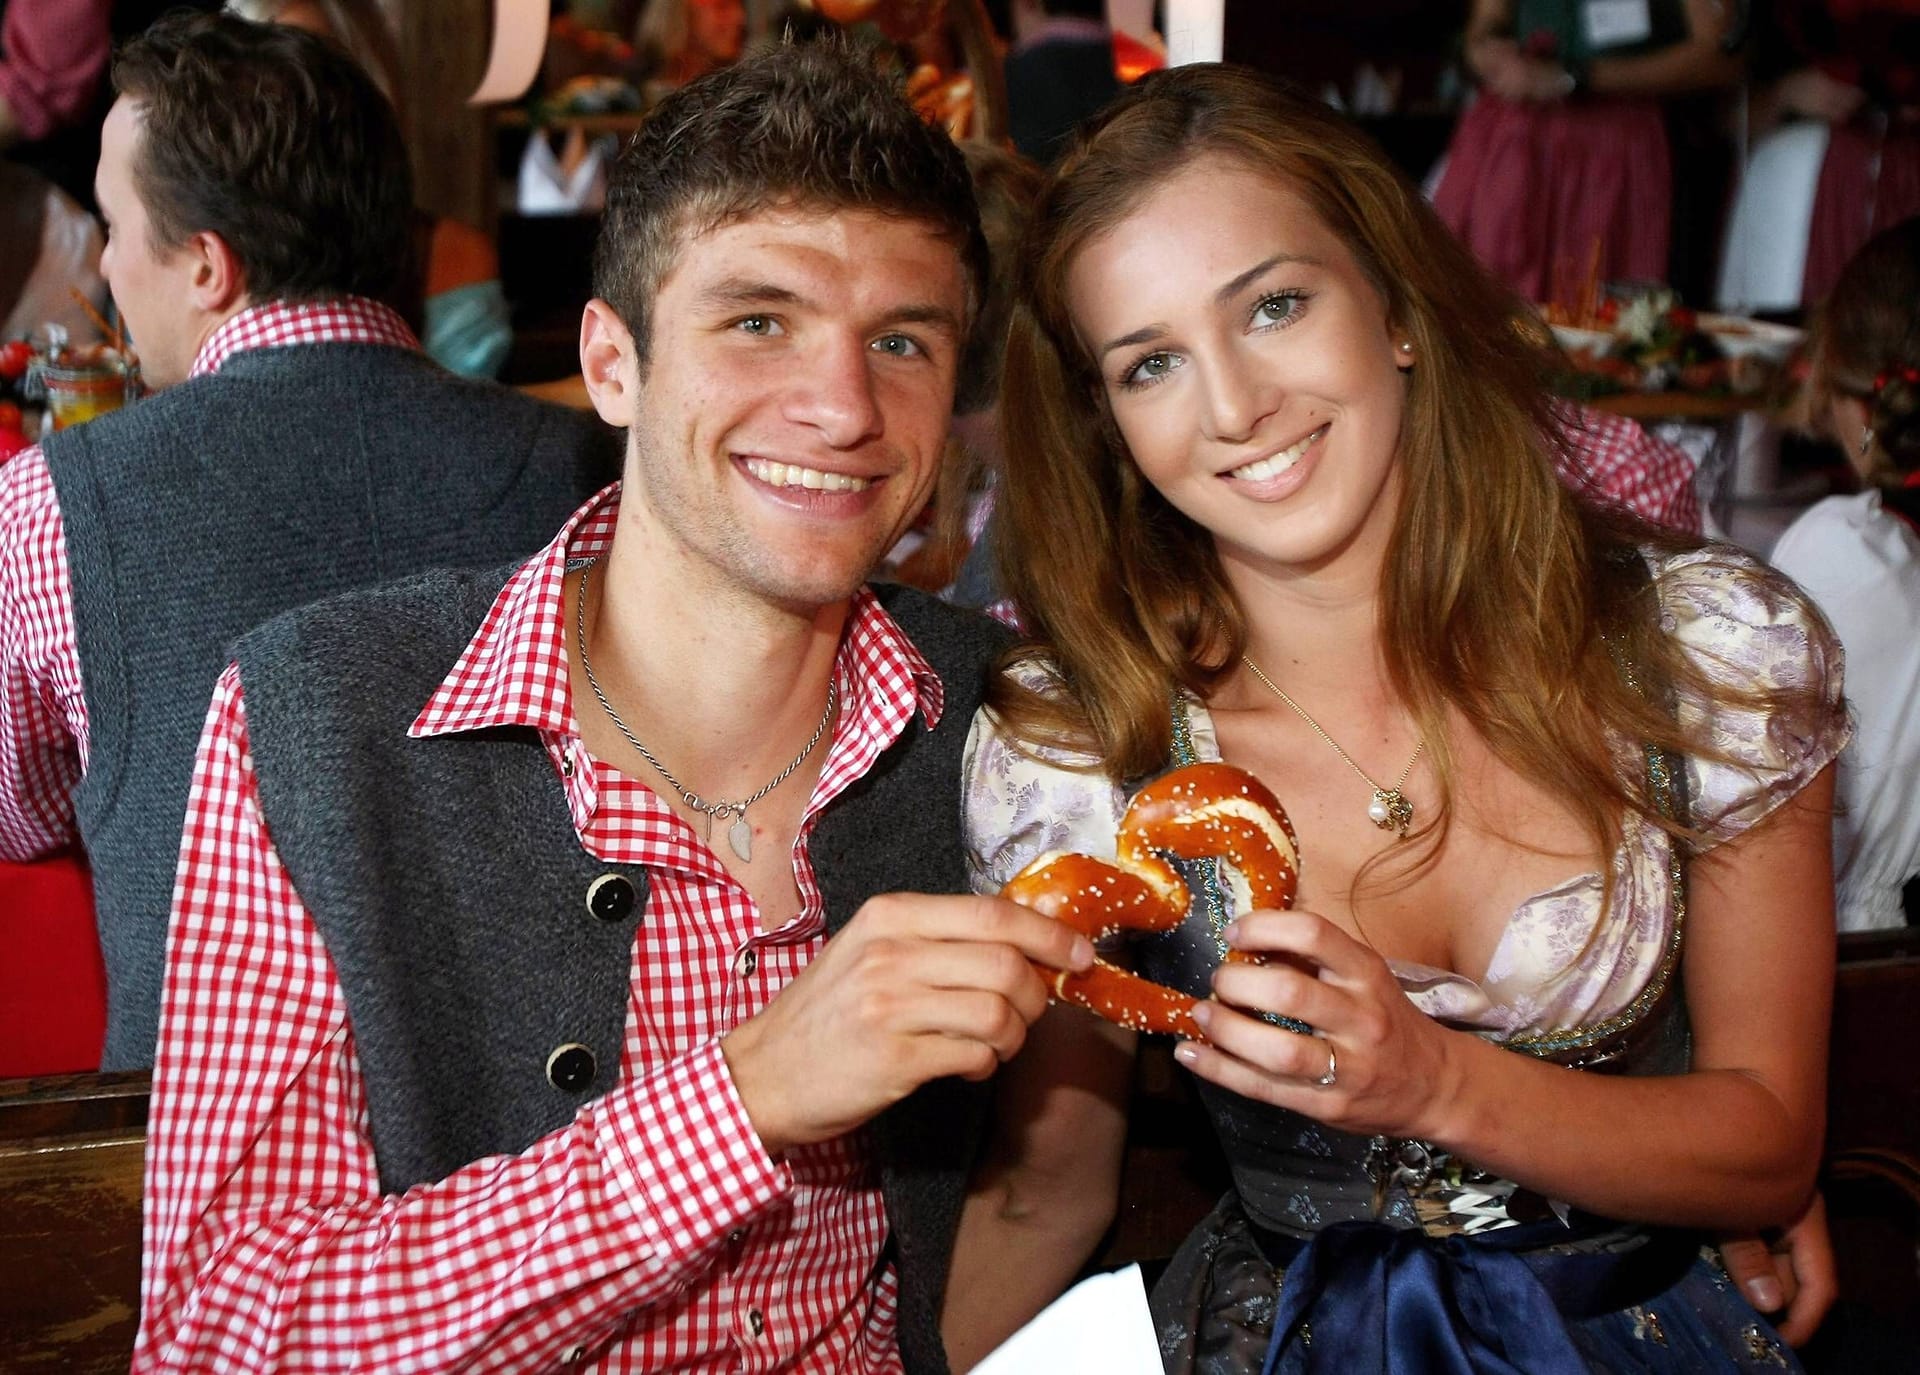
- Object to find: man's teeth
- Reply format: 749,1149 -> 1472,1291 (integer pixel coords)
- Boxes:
1228,425 -> 1328,481
744,458 -> 871,492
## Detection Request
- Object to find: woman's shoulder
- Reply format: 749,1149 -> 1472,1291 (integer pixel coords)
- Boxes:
963,655 -> 1129,892
1639,541 -> 1850,843
1774,491 -> 1920,586
1642,541 -> 1839,693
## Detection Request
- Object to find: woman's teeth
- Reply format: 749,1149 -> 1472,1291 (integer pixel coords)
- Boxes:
1227,425 -> 1328,481
744,458 -> 871,492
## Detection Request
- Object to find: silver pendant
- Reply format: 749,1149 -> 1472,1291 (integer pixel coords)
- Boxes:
728,815 -> 753,862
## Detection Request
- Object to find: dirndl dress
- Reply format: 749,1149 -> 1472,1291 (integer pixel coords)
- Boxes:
1433,92 -> 1672,305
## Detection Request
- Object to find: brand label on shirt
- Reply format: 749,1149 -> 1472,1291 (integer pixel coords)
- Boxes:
1582,0 -> 1654,49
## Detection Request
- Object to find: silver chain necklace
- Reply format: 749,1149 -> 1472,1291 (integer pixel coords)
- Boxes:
1242,655 -> 1424,839
574,559 -> 837,862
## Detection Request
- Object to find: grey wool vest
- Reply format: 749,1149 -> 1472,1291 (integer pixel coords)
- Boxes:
45,341 -> 621,1069
231,568 -> 1013,1375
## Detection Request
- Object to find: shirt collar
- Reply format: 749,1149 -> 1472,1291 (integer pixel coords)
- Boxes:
409,483 -> 944,741
188,296 -> 419,379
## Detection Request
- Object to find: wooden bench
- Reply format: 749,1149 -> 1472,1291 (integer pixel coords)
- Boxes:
1819,928 -> 1920,1344
2,931 -> 1913,1369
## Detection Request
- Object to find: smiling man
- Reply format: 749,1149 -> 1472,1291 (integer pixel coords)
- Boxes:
136,40 -> 1092,1375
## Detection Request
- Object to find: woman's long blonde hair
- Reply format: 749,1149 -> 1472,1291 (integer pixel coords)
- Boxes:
992,63 -> 1829,877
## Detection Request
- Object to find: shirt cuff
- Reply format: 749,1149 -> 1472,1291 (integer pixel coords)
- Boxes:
598,1040 -> 790,1260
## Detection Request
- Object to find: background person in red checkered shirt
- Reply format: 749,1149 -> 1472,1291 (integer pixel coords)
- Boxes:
137,38 -> 1094,1375
0,14 -> 619,1071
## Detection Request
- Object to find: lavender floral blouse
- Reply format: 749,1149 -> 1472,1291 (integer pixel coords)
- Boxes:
962,548 -> 1849,1046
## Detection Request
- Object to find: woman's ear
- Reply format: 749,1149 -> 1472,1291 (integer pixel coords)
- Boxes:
1829,393 -> 1873,470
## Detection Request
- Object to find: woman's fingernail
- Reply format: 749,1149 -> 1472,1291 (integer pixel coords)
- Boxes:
1189,1001 -> 1212,1029
1221,920 -> 1242,945
1746,1277 -> 1783,1311
1071,936 -> 1095,969
1173,1042 -> 1199,1065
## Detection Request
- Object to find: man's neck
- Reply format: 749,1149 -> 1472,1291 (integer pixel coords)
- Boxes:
165,297 -> 254,387
575,515 -> 855,808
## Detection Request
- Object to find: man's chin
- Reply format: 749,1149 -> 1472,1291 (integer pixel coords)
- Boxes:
740,549 -> 890,618
755,572 -> 873,618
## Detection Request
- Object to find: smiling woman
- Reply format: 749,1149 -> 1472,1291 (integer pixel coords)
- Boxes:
946,62 -> 1848,1374
1065,158 -> 1413,588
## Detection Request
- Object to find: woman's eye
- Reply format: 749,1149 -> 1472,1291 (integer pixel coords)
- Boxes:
872,333 -> 923,358
736,315 -> 782,336
1121,351 -> 1182,388
1253,292 -> 1306,328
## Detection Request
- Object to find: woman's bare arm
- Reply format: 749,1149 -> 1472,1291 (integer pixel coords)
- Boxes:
1184,765 -> 1836,1231
941,1005 -> 1136,1372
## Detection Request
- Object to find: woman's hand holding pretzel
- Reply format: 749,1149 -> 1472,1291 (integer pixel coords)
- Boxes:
1177,908 -> 1466,1143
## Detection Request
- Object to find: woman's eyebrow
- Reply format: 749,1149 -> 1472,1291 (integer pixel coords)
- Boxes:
1214,253 -> 1321,306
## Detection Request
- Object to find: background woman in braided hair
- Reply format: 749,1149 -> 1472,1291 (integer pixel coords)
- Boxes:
1771,216 -> 1920,933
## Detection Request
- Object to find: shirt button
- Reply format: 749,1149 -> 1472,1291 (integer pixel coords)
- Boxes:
585,873 -> 642,922
560,746 -> 576,777
546,1043 -> 596,1092
747,1307 -> 766,1337
737,948 -> 757,977
728,1228 -> 746,1246
563,1347 -> 587,1364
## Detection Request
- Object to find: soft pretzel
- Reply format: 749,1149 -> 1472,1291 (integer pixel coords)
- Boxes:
1000,763 -> 1299,1037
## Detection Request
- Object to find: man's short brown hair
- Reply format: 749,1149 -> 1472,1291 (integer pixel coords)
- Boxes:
593,39 -> 988,368
112,12 -> 413,305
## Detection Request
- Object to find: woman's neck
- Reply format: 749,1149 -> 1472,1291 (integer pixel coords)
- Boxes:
1219,556 -> 1391,704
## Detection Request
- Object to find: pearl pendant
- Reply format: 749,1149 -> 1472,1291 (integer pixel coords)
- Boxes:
728,815 -> 753,863
1367,795 -> 1391,824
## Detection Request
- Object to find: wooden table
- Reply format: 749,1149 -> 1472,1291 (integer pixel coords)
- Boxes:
0,1071 -> 149,1373
1586,391 -> 1761,423
518,373 -> 592,411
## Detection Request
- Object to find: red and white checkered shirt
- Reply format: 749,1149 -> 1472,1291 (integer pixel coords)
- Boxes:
138,484 -> 943,1374
1554,403 -> 1702,535
0,296 -> 419,860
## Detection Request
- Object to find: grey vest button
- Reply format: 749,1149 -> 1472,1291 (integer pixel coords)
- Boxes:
546,1043 -> 596,1092
585,872 -> 640,922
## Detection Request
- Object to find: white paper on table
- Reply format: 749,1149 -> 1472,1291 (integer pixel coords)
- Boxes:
969,1264 -> 1162,1375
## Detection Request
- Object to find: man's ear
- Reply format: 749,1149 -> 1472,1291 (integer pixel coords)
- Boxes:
580,298 -> 641,427
183,230 -> 248,316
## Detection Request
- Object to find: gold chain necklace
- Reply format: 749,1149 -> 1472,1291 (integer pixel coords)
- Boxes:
575,560 -> 836,863
1241,655 -> 1424,839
